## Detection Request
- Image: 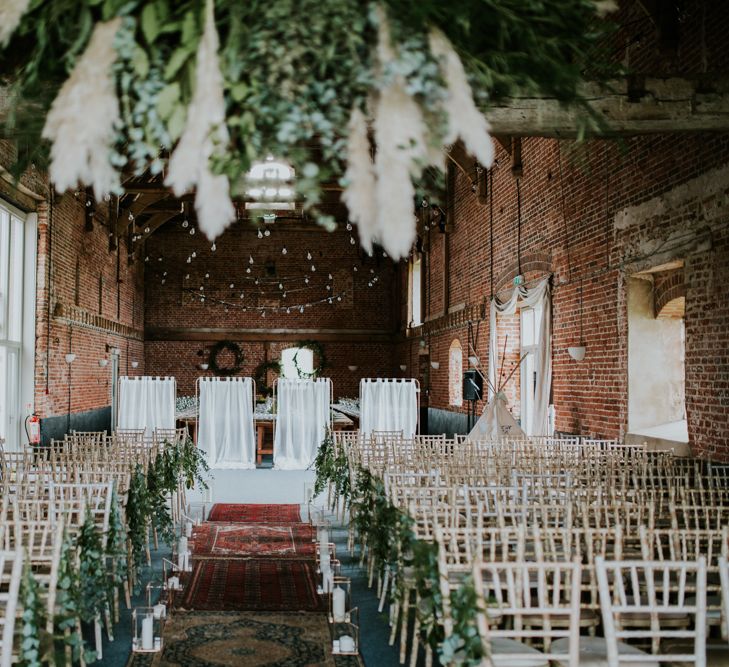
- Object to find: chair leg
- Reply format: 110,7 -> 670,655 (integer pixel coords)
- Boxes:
378,565 -> 390,612
399,590 -> 410,664
409,593 -> 421,667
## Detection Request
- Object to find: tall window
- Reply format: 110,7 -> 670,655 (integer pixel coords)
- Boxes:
448,339 -> 463,407
520,304 -> 542,436
281,347 -> 314,379
409,254 -> 423,327
0,201 -> 34,451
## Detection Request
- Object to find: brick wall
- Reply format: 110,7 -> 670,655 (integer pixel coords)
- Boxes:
400,133 -> 729,458
143,223 -> 398,400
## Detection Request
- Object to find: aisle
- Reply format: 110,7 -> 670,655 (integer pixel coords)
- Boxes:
130,504 -> 362,666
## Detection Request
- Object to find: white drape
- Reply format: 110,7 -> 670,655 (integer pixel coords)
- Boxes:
197,377 -> 256,469
274,379 -> 331,470
488,277 -> 552,436
118,377 -> 176,435
359,379 -> 418,438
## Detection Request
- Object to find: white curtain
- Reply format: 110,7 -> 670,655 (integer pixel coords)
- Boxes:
118,377 -> 176,435
488,277 -> 552,436
197,377 -> 256,469
274,379 -> 331,470
359,379 -> 418,438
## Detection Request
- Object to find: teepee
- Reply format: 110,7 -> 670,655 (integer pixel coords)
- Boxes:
467,334 -> 526,440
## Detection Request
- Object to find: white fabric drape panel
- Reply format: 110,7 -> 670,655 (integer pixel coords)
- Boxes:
359,379 -> 418,438
197,377 -> 255,469
488,277 -> 552,436
274,379 -> 331,470
118,377 -> 176,435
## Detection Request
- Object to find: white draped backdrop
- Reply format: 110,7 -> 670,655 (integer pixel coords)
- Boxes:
359,379 -> 418,438
197,377 -> 256,469
118,376 -> 176,435
488,277 -> 552,436
274,378 -> 331,470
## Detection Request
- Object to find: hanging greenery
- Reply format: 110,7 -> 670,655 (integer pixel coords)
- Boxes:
105,486 -> 128,611
293,340 -> 327,379
0,0 -> 618,259
19,560 -> 46,667
145,455 -> 175,545
126,463 -> 151,578
180,433 -> 210,490
254,359 -> 282,397
77,507 -> 109,624
54,529 -> 91,665
311,428 -> 350,507
208,340 -> 244,376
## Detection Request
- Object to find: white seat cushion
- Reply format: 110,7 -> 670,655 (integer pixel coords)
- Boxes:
551,636 -> 659,667
486,637 -> 549,667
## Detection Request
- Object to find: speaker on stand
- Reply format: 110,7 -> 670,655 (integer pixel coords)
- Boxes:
463,369 -> 483,432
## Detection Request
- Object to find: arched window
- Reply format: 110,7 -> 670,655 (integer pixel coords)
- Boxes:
448,339 -> 463,407
280,347 -> 314,379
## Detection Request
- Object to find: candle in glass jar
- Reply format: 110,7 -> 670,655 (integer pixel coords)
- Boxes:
179,536 -> 188,553
167,576 -> 179,590
339,635 -> 355,653
332,585 -> 346,621
185,521 -> 193,538
153,603 -> 166,619
141,614 -> 154,650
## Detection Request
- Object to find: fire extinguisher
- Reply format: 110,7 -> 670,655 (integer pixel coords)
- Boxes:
25,413 -> 41,446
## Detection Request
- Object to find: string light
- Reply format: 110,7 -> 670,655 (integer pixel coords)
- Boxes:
311,265 -> 316,272
258,229 -> 263,238
307,252 -> 312,260
182,219 -> 189,228
346,222 -> 352,231
211,243 -> 216,251
191,251 -> 197,258
144,256 -> 149,262
246,267 -> 251,273
190,228 -> 196,235
185,274 -> 190,280
350,236 -> 355,244
249,256 -> 254,264
282,246 -> 287,255
264,229 -> 270,236
229,283 -> 234,289
205,272 -> 210,278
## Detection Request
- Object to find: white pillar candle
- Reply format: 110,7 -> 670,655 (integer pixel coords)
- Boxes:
167,576 -> 179,590
332,585 -> 346,622
179,536 -> 188,554
320,547 -> 330,572
153,603 -> 166,620
204,486 -> 213,503
339,635 -> 355,653
318,528 -> 329,550
177,551 -> 185,571
183,551 -> 190,572
141,614 -> 154,650
324,569 -> 334,594
185,521 -> 193,538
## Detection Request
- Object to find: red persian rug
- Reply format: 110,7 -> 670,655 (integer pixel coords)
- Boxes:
180,559 -> 325,612
207,503 -> 302,523
190,523 -> 316,558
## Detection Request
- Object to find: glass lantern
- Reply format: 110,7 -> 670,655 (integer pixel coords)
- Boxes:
131,607 -> 163,653
162,558 -> 185,594
328,576 -> 352,624
331,608 -> 360,656
146,582 -> 168,620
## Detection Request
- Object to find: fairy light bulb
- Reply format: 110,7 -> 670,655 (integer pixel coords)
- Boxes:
211,243 -> 216,251
249,256 -> 254,264
161,279 -> 166,285
199,286 -> 204,291
205,273 -> 210,279
278,283 -> 283,290
311,265 -> 316,272
306,252 -> 312,260
286,308 -> 290,314
353,266 -> 358,272
300,306 -> 304,313
229,283 -> 234,289
304,277 -> 309,284
326,285 -> 331,291
182,219 -> 189,228
328,274 -> 332,280
144,226 -> 150,233
239,292 -> 244,298
261,310 -> 266,317
346,222 -> 352,231
191,251 -> 197,258
224,307 -> 228,313
350,236 -> 355,245
254,278 -> 259,285
186,257 -> 192,263
258,229 -> 263,239
144,256 -> 149,262
282,247 -> 287,255
185,274 -> 190,280
282,291 -> 287,298
246,267 -> 251,274
264,229 -> 270,236
163,271 -> 168,277
190,228 -> 196,235
158,257 -> 163,262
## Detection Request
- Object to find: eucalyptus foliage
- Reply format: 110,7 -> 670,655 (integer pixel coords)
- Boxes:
77,508 -> 108,624
1,0 -> 617,218
19,561 -> 45,667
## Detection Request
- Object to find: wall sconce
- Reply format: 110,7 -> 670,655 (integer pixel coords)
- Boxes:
347,365 -> 358,372
399,364 -> 407,371
65,353 -> 77,364
567,346 -> 586,362
131,361 -> 139,369
98,358 -> 108,368
430,361 -> 440,370
199,363 -> 209,371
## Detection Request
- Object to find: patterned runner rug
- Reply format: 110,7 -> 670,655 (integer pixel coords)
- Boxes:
190,522 -> 316,559
127,611 -> 363,666
180,558 -> 325,612
207,503 -> 302,523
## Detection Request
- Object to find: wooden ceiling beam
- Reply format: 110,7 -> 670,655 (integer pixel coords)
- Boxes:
116,192 -> 170,236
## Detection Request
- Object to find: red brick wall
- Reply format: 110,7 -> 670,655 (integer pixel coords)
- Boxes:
143,224 -> 398,399
400,133 -> 729,458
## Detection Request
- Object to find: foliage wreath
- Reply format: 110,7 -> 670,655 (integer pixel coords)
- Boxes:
293,339 -> 327,379
254,359 -> 283,397
208,340 -> 244,376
